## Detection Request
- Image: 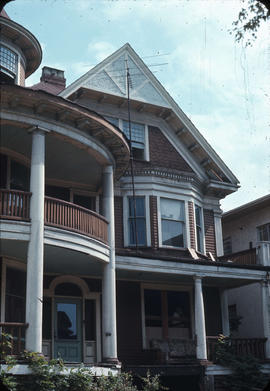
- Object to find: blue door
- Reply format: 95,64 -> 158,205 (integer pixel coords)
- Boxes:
54,298 -> 82,362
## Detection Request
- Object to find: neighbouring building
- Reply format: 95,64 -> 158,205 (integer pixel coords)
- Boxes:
1,7 -> 270,391
221,195 -> 270,342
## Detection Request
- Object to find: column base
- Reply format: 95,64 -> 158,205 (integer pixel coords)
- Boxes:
101,357 -> 121,366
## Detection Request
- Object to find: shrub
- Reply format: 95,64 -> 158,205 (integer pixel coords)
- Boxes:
0,340 -> 167,391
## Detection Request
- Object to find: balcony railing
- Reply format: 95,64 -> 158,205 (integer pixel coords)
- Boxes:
44,196 -> 108,244
0,189 -> 31,221
219,248 -> 257,265
207,336 -> 267,362
0,322 -> 28,359
0,189 -> 108,244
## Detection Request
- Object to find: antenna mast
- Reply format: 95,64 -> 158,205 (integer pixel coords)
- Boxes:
125,59 -> 138,251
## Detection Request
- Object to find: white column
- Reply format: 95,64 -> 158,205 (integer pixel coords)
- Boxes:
102,165 -> 118,363
194,276 -> 207,360
220,289 -> 230,336
261,280 -> 270,359
25,128 -> 46,353
214,210 -> 224,257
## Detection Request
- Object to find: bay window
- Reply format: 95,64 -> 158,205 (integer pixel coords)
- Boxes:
195,205 -> 203,252
128,196 -> 146,246
161,198 -> 185,247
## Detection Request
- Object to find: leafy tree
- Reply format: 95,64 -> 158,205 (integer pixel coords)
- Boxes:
232,0 -> 270,45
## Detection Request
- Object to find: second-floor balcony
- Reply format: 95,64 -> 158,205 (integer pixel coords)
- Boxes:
220,244 -> 270,267
0,189 -> 108,244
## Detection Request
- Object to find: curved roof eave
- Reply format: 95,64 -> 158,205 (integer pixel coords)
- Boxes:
0,84 -> 130,179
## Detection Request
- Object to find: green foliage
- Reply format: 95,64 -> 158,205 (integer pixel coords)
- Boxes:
231,0 -> 270,46
215,335 -> 268,391
140,371 -> 168,391
0,344 -> 167,391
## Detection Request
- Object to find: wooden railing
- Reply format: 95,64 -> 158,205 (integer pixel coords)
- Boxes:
219,248 -> 257,265
207,336 -> 267,362
0,190 -> 108,244
0,322 -> 28,358
0,189 -> 31,221
45,196 -> 108,244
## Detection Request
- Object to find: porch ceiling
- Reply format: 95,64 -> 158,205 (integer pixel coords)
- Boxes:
0,123 -> 102,191
0,239 -> 104,276
116,267 -> 264,289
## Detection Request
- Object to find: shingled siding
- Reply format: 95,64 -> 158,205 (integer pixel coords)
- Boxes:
188,201 -> 196,249
203,209 -> 216,257
150,195 -> 159,249
114,196 -> 124,249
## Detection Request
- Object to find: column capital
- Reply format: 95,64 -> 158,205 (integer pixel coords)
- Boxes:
28,125 -> 50,135
103,165 -> 114,175
193,274 -> 204,282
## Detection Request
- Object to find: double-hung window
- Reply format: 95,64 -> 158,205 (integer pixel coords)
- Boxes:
257,223 -> 270,242
128,196 -> 146,246
123,120 -> 145,160
161,198 -> 185,247
195,205 -> 203,252
104,117 -> 147,160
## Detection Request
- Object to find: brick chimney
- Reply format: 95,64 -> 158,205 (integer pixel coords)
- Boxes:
41,66 -> 66,88
32,66 -> 66,94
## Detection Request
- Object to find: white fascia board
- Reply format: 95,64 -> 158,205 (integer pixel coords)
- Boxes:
116,255 -> 266,281
125,47 -> 239,184
119,176 -> 203,201
44,226 -> 109,263
158,121 -> 207,181
122,45 -> 239,185
61,42 -> 238,185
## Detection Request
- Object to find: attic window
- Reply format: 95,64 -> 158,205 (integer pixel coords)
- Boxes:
0,45 -> 18,83
105,116 -> 147,161
123,120 -> 145,160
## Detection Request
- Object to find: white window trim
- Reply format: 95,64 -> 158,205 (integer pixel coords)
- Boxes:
114,118 -> 149,161
140,282 -> 194,349
194,203 -> 206,255
257,223 -> 270,242
157,196 -> 188,249
123,194 -> 150,247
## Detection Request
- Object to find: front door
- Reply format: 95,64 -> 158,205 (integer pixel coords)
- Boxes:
54,298 -> 82,362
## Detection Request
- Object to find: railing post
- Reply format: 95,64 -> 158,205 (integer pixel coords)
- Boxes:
25,127 -> 48,353
101,165 -> 118,364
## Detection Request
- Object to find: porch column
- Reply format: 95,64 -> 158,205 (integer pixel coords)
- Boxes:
220,289 -> 230,336
194,276 -> 207,360
25,127 -> 47,353
261,279 -> 270,359
102,165 -> 118,363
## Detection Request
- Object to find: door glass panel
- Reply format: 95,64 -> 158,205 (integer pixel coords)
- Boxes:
57,303 -> 77,340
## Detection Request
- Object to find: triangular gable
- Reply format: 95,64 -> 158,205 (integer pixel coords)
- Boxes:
61,43 -> 239,189
61,43 -> 170,108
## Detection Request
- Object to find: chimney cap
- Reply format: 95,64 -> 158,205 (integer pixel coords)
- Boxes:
40,66 -> 66,86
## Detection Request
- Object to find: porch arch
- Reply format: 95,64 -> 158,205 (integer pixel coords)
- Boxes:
47,275 -> 90,297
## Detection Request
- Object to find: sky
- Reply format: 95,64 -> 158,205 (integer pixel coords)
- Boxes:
5,0 -> 270,212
